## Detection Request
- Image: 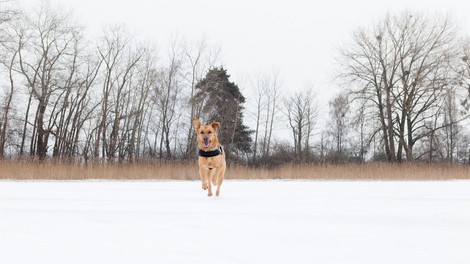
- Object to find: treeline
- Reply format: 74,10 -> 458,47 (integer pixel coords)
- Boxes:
334,13 -> 470,164
0,3 -> 469,165
0,2 -> 225,163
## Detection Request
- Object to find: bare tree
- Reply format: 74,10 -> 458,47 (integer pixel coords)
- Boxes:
17,3 -> 82,160
338,12 -> 462,162
351,97 -> 370,162
248,71 -> 282,163
441,89 -> 460,162
261,71 -> 281,159
0,6 -> 20,158
250,73 -> 268,161
53,41 -> 102,161
70,52 -> 103,163
0,0 -> 16,27
155,35 -> 184,159
95,26 -> 126,161
126,47 -> 157,162
93,26 -> 145,162
0,46 -> 17,158
283,88 -> 317,162
460,40 -> 470,112
327,92 -> 350,160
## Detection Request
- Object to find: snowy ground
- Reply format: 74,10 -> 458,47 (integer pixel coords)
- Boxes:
0,180 -> 469,264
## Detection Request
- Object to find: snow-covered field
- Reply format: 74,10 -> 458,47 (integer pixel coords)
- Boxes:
0,180 -> 469,264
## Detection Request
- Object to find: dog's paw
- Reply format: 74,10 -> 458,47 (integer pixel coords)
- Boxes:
207,192 -> 213,197
202,183 -> 208,190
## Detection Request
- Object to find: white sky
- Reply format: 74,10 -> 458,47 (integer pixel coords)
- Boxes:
16,0 -> 470,134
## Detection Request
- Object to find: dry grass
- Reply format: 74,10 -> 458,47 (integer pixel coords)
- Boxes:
1,160 -> 469,180
0,160 -> 197,180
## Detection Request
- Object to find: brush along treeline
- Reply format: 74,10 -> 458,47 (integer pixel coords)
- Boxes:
1,160 -> 469,180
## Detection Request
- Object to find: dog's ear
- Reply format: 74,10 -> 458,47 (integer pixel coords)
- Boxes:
192,118 -> 201,130
211,122 -> 220,131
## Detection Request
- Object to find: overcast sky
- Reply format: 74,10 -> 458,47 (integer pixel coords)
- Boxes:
17,0 -> 470,132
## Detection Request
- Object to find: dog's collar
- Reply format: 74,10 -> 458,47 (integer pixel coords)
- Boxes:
198,146 -> 223,158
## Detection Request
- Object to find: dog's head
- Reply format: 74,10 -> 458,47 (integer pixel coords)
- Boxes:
192,118 -> 220,150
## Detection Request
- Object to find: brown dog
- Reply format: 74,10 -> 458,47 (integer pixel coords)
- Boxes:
192,118 -> 226,197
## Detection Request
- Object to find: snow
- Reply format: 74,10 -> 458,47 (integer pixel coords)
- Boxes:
0,180 -> 469,264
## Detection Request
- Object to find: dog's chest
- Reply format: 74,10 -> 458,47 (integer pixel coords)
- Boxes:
205,158 -> 217,168
199,156 -> 220,169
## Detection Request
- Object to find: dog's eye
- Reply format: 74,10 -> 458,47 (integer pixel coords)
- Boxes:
208,131 -> 212,134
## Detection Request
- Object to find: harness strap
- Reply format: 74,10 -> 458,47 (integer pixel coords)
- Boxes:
198,146 -> 223,158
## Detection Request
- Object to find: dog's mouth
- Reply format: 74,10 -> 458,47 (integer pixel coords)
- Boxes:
203,138 -> 211,148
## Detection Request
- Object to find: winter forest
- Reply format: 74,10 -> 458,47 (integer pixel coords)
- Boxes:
1,2 -> 470,165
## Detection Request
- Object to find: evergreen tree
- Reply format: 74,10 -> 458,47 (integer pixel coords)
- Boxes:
194,67 -> 252,157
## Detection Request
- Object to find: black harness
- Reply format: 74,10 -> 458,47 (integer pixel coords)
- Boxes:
198,146 -> 223,158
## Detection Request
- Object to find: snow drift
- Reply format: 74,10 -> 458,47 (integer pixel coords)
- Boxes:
0,180 -> 469,264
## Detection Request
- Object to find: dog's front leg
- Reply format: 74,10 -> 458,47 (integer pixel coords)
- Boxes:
215,166 -> 225,197
206,175 -> 213,196
205,169 -> 213,197
199,167 -> 208,190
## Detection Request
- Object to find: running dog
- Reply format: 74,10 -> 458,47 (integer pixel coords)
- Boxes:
192,118 -> 226,197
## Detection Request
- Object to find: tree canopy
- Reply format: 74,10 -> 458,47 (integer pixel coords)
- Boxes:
194,67 -> 253,157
